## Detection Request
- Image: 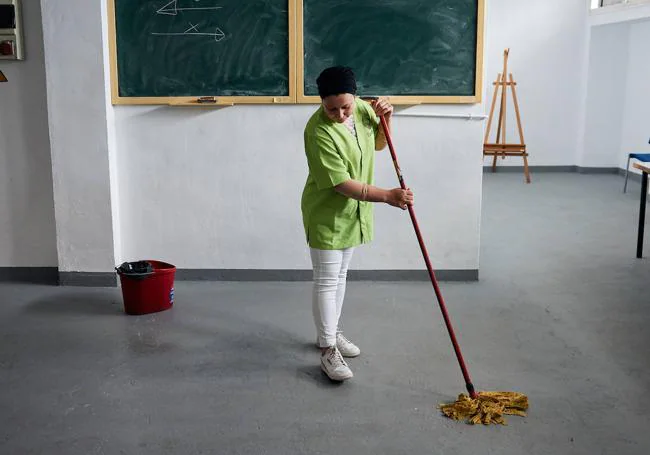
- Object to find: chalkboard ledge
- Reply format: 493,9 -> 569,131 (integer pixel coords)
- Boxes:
110,95 -> 296,106
168,99 -> 235,107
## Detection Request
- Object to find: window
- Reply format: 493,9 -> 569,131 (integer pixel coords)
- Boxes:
592,0 -> 650,9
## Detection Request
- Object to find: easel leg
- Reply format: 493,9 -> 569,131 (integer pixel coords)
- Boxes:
499,50 -> 509,160
510,74 -> 525,145
484,74 -> 501,144
496,90 -> 505,150
510,73 -> 529,183
485,73 -> 502,173
523,154 -> 531,184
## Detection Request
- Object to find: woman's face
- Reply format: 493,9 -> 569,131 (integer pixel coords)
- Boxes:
322,93 -> 355,123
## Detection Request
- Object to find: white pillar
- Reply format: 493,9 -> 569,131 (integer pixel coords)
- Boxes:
41,0 -> 119,285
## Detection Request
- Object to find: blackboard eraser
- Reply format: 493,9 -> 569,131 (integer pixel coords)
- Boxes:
197,96 -> 217,104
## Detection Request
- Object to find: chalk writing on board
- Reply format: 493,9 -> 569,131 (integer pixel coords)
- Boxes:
184,23 -> 200,33
151,24 -> 226,42
156,0 -> 223,16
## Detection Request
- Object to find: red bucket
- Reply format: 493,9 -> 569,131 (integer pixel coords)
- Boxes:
117,260 -> 176,315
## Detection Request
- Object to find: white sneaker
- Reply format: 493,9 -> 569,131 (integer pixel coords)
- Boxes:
336,333 -> 361,358
321,346 -> 353,381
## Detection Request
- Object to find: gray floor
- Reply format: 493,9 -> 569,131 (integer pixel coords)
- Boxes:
1,173 -> 649,454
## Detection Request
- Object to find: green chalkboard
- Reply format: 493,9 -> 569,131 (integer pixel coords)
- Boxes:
112,0 -> 291,99
302,0 -> 481,99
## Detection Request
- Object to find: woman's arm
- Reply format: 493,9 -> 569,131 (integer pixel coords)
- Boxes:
335,179 -> 414,210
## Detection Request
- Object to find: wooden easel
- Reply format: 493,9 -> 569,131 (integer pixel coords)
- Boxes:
483,49 -> 530,183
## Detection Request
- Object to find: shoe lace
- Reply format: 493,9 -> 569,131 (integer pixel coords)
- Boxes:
327,347 -> 347,367
337,333 -> 351,346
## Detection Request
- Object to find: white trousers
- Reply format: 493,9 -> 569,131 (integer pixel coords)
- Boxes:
310,247 -> 355,348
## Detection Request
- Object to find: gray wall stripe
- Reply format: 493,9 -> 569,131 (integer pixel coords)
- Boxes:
0,267 -> 58,284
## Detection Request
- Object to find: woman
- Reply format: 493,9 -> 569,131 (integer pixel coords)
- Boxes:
301,66 -> 414,381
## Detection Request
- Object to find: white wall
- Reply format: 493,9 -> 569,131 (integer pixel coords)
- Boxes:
579,17 -> 650,170
114,103 -> 484,271
483,0 -> 589,166
620,20 -> 650,168
0,0 -> 57,267
579,23 -> 630,167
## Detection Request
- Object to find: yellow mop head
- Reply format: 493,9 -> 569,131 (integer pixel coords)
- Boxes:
439,391 -> 529,425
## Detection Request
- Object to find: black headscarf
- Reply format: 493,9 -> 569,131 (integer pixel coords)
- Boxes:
316,66 -> 357,99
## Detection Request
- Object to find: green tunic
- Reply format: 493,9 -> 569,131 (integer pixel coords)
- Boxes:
301,98 -> 380,250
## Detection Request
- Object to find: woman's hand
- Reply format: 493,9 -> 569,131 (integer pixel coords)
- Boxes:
387,187 -> 414,210
371,97 -> 393,150
371,97 -> 393,119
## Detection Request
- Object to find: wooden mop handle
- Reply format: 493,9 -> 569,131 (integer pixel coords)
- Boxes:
379,115 -> 477,399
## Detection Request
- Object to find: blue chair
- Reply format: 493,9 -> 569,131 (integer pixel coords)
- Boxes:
624,153 -> 650,193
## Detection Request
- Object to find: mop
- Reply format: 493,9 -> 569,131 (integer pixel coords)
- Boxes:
379,115 -> 529,425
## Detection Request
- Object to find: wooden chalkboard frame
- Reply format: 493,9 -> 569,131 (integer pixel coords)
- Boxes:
108,0 -> 297,105
296,0 -> 485,105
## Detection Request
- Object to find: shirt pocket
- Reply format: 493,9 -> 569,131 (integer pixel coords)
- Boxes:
342,198 -> 358,217
325,192 -> 356,216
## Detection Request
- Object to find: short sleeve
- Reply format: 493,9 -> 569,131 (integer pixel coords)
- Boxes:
304,127 -> 351,190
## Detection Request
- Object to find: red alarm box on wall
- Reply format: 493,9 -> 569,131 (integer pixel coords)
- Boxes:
0,39 -> 14,57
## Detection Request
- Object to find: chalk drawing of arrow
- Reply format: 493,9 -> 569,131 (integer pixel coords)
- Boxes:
151,23 -> 226,42
156,0 -> 223,16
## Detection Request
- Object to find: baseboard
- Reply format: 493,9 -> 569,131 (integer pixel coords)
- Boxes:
577,166 -> 620,174
175,269 -> 478,282
483,165 -> 621,174
483,165 -> 577,173
0,268 -> 479,285
0,268 -> 478,286
619,168 -> 644,183
483,165 -> 649,186
58,272 -> 117,287
0,267 -> 58,284
175,269 -> 312,281
351,269 -> 478,281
